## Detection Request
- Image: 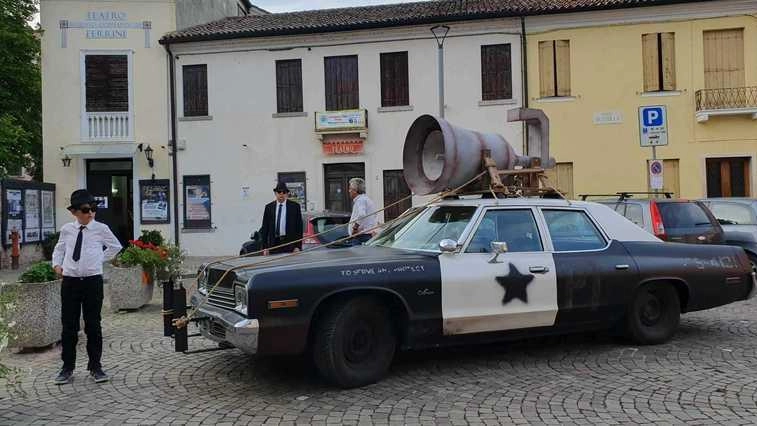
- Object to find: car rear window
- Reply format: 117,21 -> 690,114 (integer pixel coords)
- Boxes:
597,202 -> 644,227
313,217 -> 350,244
657,203 -> 713,230
707,202 -> 756,225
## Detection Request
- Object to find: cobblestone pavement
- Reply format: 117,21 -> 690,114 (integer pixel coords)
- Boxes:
1,290 -> 757,425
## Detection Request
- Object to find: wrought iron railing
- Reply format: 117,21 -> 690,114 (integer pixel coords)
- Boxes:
695,87 -> 757,111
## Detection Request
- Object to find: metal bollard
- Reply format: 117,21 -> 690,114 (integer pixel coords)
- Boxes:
162,278 -> 174,337
173,281 -> 188,352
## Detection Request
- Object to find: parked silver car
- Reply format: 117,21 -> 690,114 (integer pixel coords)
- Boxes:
701,198 -> 757,269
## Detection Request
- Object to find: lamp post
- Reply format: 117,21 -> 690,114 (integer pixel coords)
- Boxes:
430,25 -> 450,118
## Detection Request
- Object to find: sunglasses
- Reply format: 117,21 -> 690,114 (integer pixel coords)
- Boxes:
78,206 -> 97,214
275,191 -> 288,194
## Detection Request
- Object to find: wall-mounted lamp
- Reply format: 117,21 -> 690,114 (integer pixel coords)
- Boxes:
61,154 -> 72,168
144,145 -> 154,168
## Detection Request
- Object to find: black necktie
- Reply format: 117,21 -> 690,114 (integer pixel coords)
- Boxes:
275,204 -> 282,238
72,225 -> 85,262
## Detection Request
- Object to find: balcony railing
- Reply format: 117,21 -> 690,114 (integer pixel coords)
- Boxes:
83,111 -> 133,141
695,87 -> 757,122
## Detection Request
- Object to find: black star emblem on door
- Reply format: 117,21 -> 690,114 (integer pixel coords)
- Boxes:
495,263 -> 535,305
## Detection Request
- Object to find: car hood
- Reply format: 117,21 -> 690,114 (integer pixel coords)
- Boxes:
211,245 -> 438,282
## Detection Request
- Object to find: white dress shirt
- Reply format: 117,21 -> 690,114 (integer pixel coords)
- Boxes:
52,220 -> 123,277
349,194 -> 378,236
275,201 -> 287,237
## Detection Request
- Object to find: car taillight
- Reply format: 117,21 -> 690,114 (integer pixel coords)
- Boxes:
303,221 -> 319,245
650,200 -> 667,241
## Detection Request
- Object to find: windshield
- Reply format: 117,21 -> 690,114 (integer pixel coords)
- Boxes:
369,205 -> 477,252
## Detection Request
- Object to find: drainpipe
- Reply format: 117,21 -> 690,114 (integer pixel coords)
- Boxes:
520,16 -> 529,156
164,43 -> 180,247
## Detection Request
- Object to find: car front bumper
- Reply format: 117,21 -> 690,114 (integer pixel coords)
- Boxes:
190,292 -> 259,354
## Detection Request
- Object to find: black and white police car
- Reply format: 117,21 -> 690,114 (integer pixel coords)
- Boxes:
192,196 -> 756,388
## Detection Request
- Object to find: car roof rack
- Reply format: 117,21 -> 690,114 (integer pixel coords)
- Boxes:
579,191 -> 673,201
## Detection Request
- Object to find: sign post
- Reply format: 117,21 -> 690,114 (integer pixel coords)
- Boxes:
639,105 -> 669,195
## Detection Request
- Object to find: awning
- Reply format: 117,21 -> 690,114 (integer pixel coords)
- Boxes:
61,142 -> 139,158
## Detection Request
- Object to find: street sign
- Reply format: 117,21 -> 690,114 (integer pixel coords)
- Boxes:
639,105 -> 668,147
649,159 -> 664,190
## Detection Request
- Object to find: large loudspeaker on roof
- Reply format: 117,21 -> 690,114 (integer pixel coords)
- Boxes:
403,114 -> 551,196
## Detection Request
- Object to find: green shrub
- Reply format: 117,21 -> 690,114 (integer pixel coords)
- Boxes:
138,230 -> 164,246
18,262 -> 57,283
41,232 -> 60,261
117,245 -> 162,269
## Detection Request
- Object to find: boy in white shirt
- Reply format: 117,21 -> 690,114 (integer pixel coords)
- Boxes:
52,189 -> 122,385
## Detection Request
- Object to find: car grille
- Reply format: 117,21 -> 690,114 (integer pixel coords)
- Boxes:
208,321 -> 226,340
207,286 -> 235,310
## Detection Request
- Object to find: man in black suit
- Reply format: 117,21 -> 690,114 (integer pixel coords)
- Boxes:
260,182 -> 304,255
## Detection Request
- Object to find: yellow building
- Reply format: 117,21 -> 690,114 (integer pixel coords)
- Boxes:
527,0 -> 757,199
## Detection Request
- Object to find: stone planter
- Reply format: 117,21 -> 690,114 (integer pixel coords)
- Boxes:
0,279 -> 62,349
106,264 -> 154,311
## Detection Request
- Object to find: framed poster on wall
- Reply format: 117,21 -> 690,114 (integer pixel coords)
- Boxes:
183,175 -> 211,229
277,172 -> 307,211
2,180 -> 55,247
42,190 -> 55,228
139,179 -> 170,224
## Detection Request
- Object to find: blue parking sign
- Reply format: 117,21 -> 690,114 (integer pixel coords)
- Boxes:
638,105 -> 668,147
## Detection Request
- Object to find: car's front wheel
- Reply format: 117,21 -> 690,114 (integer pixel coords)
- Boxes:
313,296 -> 396,388
625,282 -> 680,345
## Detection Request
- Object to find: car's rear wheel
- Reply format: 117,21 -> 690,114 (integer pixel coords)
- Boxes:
747,253 -> 757,276
625,282 -> 680,345
313,296 -> 396,388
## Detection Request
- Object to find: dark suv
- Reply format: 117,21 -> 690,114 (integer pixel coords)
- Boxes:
580,192 -> 724,244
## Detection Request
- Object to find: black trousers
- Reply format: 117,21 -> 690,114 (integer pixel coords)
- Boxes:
61,275 -> 104,371
269,236 -> 298,254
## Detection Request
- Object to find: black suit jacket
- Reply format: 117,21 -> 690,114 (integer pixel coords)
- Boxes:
260,199 -> 303,250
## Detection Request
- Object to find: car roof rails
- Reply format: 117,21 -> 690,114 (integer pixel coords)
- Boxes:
579,192 -> 673,201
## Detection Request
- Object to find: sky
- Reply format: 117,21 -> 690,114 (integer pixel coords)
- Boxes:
255,0 -> 418,13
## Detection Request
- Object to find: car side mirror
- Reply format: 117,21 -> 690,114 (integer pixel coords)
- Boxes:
439,239 -> 458,253
488,241 -> 508,264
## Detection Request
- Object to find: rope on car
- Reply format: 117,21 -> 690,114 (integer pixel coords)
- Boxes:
172,170 -> 488,330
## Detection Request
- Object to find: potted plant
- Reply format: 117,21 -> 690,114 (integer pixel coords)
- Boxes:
107,242 -> 163,312
0,262 -> 61,349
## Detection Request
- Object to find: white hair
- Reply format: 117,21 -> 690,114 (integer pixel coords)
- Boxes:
349,177 -> 366,194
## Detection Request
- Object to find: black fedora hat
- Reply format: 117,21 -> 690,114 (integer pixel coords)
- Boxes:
273,182 -> 289,193
68,189 -> 98,210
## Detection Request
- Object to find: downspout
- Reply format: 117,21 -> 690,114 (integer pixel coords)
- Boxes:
164,43 -> 180,246
520,16 -> 529,156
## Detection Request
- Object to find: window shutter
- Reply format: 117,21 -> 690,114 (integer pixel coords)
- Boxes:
380,52 -> 409,107
660,33 -> 676,91
555,40 -> 571,97
276,60 -> 303,113
182,65 -> 208,117
642,33 -> 660,92
85,55 -> 128,112
538,41 -> 555,98
481,44 -> 512,101
324,55 -> 359,111
704,29 -> 745,89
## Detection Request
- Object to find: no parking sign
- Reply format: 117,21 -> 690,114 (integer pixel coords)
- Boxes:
649,159 -> 664,190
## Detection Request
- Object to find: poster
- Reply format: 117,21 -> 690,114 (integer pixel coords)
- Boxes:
42,228 -> 56,239
185,184 -> 210,221
24,190 -> 40,228
140,180 -> 170,224
6,189 -> 22,220
42,191 -> 55,228
94,196 -> 108,209
278,172 -> 307,212
24,228 -> 40,242
6,219 -> 23,245
287,182 -> 306,207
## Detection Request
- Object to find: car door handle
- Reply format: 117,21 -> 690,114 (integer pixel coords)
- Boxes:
529,266 -> 549,274
615,264 -> 630,270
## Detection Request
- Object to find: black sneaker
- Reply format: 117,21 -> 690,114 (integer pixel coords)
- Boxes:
90,368 -> 109,383
54,369 -> 74,385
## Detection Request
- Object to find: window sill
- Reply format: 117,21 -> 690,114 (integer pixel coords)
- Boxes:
377,105 -> 414,113
478,99 -> 518,107
179,115 -> 213,122
272,111 -> 308,118
641,91 -> 681,97
535,96 -> 576,103
181,227 -> 216,233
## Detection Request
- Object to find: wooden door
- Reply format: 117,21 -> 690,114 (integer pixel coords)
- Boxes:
647,159 -> 680,197
706,157 -> 751,197
382,170 -> 412,221
324,163 -> 365,213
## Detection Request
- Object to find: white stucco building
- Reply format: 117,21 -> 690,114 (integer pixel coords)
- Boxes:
40,0 -> 262,246
162,7 -> 528,255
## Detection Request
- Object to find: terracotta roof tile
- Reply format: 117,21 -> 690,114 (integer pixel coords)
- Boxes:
161,0 -> 711,44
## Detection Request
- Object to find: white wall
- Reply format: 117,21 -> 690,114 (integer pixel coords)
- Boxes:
171,18 -> 525,255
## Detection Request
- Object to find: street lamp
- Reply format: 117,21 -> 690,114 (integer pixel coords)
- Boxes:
144,145 -> 154,168
430,25 -> 450,118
